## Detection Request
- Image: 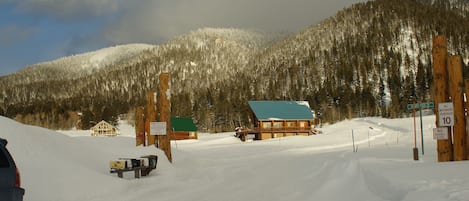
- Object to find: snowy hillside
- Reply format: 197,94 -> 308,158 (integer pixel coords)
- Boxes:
1,0 -> 468,131
2,114 -> 469,201
38,43 -> 155,74
4,43 -> 155,84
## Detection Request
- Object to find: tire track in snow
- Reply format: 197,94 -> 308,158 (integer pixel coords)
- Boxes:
307,153 -> 409,201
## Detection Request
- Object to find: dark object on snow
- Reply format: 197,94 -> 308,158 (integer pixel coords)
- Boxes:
0,138 -> 25,201
109,155 -> 158,178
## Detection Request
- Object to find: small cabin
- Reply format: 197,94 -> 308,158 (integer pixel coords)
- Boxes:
247,101 -> 316,140
91,120 -> 119,136
170,117 -> 198,140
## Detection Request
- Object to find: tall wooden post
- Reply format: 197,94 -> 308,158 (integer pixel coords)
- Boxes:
432,35 -> 453,162
465,79 -> 469,159
448,55 -> 466,160
145,92 -> 156,146
158,73 -> 172,162
135,107 -> 146,146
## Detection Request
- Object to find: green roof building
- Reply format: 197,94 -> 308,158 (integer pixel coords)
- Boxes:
170,117 -> 198,140
247,101 -> 315,120
245,101 -> 316,140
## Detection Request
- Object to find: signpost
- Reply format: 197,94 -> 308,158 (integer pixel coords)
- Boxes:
438,102 -> 454,127
406,102 -> 435,110
135,73 -> 173,163
433,127 -> 449,140
431,36 -> 467,161
432,35 -> 453,162
407,102 -> 434,158
432,102 -> 456,159
150,122 -> 167,135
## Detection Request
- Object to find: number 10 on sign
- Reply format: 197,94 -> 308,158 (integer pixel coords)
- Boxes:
438,102 -> 454,127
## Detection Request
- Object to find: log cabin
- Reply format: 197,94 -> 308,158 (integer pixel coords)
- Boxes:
246,101 -> 316,140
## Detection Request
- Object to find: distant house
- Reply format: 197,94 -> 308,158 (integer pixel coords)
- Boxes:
170,117 -> 198,140
91,120 -> 119,136
244,101 -> 316,140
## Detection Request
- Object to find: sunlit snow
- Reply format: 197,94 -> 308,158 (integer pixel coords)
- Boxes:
2,114 -> 469,201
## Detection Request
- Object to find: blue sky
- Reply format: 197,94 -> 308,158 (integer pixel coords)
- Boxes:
0,0 -> 366,76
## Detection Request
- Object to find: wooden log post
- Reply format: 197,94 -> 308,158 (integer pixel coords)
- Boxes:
448,55 -> 466,160
158,73 -> 172,162
145,92 -> 157,146
135,107 -> 146,146
432,35 -> 453,162
465,79 -> 469,159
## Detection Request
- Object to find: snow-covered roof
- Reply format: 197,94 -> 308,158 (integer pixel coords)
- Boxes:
91,120 -> 119,130
248,101 -> 315,121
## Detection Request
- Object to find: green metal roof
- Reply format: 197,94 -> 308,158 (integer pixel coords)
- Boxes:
171,117 -> 198,132
248,101 -> 314,120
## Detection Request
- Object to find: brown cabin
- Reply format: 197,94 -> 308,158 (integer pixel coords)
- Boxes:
243,101 -> 316,140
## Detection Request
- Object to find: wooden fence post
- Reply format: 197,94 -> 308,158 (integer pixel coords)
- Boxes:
158,73 -> 172,162
432,35 -> 453,162
448,55 -> 466,160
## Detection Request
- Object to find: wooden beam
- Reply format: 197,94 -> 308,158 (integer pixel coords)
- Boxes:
145,92 -> 156,146
432,35 -> 453,162
135,107 -> 145,146
465,79 -> 469,159
448,55 -> 466,160
158,73 -> 172,163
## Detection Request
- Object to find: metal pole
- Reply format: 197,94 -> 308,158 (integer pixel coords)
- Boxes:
419,107 -> 424,155
413,103 -> 419,161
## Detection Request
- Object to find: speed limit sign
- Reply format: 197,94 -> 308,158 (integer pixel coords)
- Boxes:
438,102 -> 454,127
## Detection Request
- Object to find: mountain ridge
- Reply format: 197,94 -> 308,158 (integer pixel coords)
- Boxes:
1,0 -> 468,131
3,43 -> 156,83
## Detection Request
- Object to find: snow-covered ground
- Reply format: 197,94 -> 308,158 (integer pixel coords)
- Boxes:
2,115 -> 469,201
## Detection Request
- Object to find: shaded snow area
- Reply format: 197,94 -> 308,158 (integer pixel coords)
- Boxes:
2,115 -> 469,201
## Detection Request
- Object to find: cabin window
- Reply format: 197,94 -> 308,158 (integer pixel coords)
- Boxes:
262,122 -> 271,129
273,122 -> 283,128
299,121 -> 308,128
286,122 -> 296,127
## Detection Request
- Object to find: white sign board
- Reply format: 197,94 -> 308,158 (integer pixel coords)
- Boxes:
150,122 -> 167,135
433,127 -> 449,140
438,102 -> 454,127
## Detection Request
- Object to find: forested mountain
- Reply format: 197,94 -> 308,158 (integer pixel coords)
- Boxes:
4,44 -> 155,84
1,0 -> 468,131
